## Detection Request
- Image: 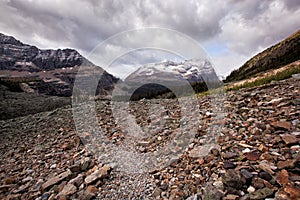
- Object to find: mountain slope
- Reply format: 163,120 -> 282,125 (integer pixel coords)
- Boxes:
225,29 -> 300,82
0,33 -> 118,96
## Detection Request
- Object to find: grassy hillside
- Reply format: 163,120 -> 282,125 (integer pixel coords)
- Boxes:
225,29 -> 300,82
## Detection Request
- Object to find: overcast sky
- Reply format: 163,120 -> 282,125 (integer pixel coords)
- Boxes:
0,0 -> 299,78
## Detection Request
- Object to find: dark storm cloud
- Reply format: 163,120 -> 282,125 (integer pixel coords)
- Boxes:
0,0 -> 299,76
283,0 -> 300,11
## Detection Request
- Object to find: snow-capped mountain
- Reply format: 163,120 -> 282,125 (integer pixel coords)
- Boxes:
126,59 -> 218,84
113,59 -> 220,100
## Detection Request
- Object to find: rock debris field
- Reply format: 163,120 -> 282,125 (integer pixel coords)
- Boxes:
0,77 -> 299,200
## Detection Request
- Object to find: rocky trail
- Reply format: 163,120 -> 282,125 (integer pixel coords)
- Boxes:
0,77 -> 299,200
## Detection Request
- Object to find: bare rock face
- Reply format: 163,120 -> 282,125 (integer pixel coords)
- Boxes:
0,33 -> 118,97
0,33 -> 83,72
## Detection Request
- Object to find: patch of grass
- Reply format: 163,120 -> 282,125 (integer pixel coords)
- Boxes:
196,87 -> 226,97
227,65 -> 300,91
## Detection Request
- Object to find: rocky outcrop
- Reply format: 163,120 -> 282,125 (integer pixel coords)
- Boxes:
0,33 -> 84,72
0,33 -> 118,96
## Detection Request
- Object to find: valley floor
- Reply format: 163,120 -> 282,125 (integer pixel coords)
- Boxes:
0,77 -> 299,200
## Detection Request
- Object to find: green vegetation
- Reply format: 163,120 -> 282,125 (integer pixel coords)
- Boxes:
225,30 -> 300,82
227,65 -> 300,91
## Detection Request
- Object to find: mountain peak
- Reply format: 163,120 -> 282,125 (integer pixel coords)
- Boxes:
0,32 -> 118,96
0,33 -> 24,46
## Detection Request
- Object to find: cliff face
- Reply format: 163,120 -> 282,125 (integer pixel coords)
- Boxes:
0,33 -> 118,96
0,33 -> 85,71
225,29 -> 300,82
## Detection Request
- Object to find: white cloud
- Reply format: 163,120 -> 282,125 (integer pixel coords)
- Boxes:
0,0 -> 299,77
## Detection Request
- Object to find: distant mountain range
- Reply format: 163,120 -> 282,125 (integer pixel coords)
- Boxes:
225,29 -> 300,82
1,28 -> 299,98
126,59 -> 217,84
115,59 -> 220,100
0,33 -> 118,96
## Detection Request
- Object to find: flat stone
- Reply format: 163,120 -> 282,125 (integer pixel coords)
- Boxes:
85,170 -> 100,185
57,183 -> 77,196
271,121 -> 291,130
42,170 -> 71,191
241,169 -> 253,180
224,161 -> 236,169
276,169 -> 289,186
280,134 -> 299,145
22,176 -> 33,183
258,172 -> 272,181
277,159 -> 296,169
188,145 -> 216,158
223,194 -> 239,200
222,169 -> 246,189
258,161 -> 275,175
223,152 -> 239,159
245,151 -> 261,161
84,165 -> 110,185
249,187 -> 273,200
68,174 -> 84,187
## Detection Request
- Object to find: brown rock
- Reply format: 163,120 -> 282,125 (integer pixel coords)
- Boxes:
276,169 -> 289,186
258,161 -> 275,175
41,170 -> 71,191
245,151 -> 261,161
252,177 -> 265,189
223,152 -> 239,159
57,195 -> 67,200
284,184 -> 300,199
277,159 -> 296,169
84,165 -> 110,185
99,164 -> 110,179
271,121 -> 291,130
275,188 -> 292,200
210,148 -> 220,156
258,144 -> 268,152
68,174 -> 84,187
280,134 -> 299,145
223,194 -> 239,200
4,177 -> 16,185
58,183 -> 77,196
85,170 -> 100,185
222,169 -> 246,189
224,161 -> 236,169
78,189 -> 96,200
87,185 -> 98,194
152,187 -> 162,198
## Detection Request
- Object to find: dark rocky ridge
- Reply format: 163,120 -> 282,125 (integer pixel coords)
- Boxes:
0,33 -> 83,71
0,33 -> 118,97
